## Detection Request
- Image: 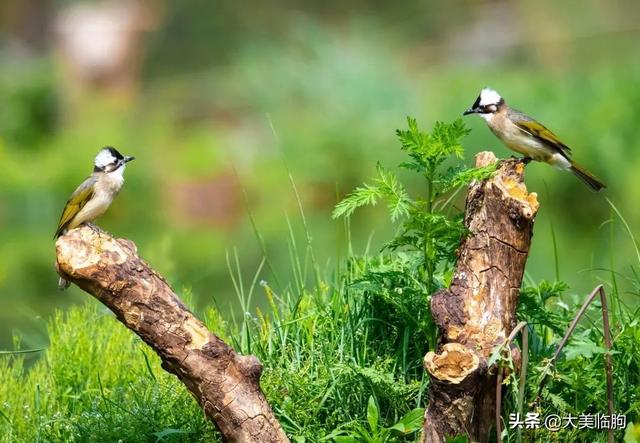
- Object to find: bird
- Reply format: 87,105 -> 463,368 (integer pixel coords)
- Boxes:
463,88 -> 606,191
55,146 -> 135,289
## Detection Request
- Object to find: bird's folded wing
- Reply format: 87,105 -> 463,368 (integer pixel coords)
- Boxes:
55,176 -> 96,238
513,119 -> 572,157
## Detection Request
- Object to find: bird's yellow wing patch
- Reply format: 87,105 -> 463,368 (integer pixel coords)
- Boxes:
55,177 -> 95,238
514,119 -> 572,155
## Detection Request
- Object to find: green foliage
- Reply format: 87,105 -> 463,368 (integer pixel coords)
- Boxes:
333,163 -> 412,222
331,396 -> 424,442
0,301 -> 219,443
494,278 -> 640,442
395,118 -> 467,174
346,253 -> 437,377
248,256 -> 429,441
519,280 -> 571,335
334,117 -> 494,292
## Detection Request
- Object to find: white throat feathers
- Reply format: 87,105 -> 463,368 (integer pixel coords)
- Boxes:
479,112 -> 495,123
105,163 -> 126,187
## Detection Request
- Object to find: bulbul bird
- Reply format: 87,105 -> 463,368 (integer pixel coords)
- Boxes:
463,88 -> 605,191
55,147 -> 135,289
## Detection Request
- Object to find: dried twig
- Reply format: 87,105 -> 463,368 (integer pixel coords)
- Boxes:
494,321 -> 528,442
535,285 -> 614,443
517,326 -> 529,443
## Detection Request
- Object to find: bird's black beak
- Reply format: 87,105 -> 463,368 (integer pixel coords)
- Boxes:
125,156 -> 135,163
463,108 -> 477,116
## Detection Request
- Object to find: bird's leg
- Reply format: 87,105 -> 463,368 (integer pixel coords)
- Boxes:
85,222 -> 104,238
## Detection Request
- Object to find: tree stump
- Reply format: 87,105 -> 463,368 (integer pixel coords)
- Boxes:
422,152 -> 539,442
55,226 -> 289,443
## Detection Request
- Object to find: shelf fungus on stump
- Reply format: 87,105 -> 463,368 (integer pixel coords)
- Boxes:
422,152 -> 539,443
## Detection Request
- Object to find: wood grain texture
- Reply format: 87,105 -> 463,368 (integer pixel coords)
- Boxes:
55,226 -> 289,443
422,153 -> 539,443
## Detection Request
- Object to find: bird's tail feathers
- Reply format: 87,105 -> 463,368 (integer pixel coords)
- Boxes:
570,162 -> 606,191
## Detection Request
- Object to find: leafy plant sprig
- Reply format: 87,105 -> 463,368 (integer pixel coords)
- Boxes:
333,117 -> 494,291
331,396 -> 424,443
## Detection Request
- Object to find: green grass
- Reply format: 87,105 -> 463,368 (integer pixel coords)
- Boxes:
0,302 -> 218,442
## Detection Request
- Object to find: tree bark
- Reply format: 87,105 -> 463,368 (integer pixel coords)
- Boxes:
422,153 -> 539,443
55,226 -> 289,443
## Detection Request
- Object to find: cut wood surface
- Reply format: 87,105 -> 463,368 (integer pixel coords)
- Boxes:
422,152 -> 539,443
55,226 -> 289,443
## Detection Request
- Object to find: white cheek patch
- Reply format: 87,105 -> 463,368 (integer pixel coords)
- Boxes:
95,149 -> 117,168
479,88 -> 501,106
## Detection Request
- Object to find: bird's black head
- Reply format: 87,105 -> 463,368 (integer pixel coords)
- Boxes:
93,147 -> 135,173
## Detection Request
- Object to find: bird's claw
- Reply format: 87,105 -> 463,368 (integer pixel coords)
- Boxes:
85,222 -> 104,239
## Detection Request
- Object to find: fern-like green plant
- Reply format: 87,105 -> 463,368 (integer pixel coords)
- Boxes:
333,117 -> 494,292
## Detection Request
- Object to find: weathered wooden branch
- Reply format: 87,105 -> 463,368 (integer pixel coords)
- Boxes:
55,226 -> 289,443
422,152 -> 539,443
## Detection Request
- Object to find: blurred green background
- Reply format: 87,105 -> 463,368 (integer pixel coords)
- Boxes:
1,0 -> 639,352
